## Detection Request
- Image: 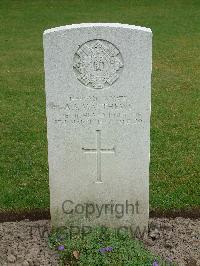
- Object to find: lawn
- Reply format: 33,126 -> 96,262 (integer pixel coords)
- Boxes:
0,0 -> 199,211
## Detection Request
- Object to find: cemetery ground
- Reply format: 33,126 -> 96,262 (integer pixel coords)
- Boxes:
0,0 -> 199,265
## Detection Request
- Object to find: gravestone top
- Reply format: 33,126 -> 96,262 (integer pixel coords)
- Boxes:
44,23 -> 152,231
43,23 -> 151,35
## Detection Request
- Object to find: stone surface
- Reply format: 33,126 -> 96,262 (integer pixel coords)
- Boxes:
43,23 -> 152,229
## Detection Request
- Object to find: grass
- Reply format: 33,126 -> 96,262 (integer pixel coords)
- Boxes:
48,226 -> 170,265
0,0 -> 200,211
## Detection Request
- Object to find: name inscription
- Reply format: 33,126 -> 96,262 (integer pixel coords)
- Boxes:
48,95 -> 143,127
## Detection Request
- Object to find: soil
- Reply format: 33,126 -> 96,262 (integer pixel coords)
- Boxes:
0,218 -> 199,266
0,208 -> 200,223
144,218 -> 200,266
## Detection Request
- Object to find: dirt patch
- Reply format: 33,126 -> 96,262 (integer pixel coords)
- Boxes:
0,209 -> 50,223
0,208 -> 200,223
0,220 -> 58,265
144,218 -> 200,266
0,218 -> 199,265
150,208 -> 200,219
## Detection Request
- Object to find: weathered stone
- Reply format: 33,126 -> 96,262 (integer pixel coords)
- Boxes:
43,23 -> 152,230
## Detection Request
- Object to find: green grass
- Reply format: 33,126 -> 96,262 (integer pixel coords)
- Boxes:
49,226 -> 170,265
0,0 -> 200,211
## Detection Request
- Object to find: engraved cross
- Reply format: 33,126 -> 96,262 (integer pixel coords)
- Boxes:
82,130 -> 115,183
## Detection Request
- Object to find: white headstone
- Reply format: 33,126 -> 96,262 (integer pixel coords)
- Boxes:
43,23 -> 152,231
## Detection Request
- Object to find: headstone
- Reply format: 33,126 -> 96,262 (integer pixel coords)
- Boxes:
43,23 -> 152,232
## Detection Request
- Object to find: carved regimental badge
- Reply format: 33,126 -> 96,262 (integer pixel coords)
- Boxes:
73,39 -> 123,89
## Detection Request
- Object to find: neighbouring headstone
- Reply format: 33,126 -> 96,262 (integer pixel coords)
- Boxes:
43,23 -> 152,232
